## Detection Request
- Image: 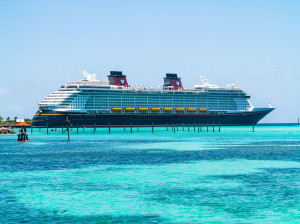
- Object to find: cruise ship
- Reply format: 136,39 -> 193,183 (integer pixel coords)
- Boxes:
31,71 -> 274,127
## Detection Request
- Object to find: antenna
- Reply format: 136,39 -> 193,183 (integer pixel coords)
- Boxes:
82,70 -> 88,80
198,75 -> 209,85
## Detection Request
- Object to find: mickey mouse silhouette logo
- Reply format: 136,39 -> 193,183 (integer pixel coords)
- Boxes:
175,81 -> 180,86
119,79 -> 125,84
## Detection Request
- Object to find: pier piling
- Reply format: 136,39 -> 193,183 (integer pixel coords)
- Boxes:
130,123 -> 132,133
67,127 -> 70,141
108,123 -> 111,133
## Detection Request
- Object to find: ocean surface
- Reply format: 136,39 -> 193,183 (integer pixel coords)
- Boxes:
0,125 -> 300,223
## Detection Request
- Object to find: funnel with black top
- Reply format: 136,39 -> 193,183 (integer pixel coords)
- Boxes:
163,73 -> 183,90
108,71 -> 128,86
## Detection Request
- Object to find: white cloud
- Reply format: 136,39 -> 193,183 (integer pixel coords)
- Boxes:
33,79 -> 41,84
0,88 -> 10,96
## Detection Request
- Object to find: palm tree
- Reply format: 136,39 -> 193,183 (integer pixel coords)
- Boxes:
6,117 -> 10,124
0,116 -> 3,124
14,116 -> 18,122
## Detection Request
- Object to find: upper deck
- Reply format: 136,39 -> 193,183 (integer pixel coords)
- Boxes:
61,74 -> 248,97
38,71 -> 252,113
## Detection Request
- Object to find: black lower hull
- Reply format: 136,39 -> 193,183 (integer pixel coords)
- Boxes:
31,109 -> 274,127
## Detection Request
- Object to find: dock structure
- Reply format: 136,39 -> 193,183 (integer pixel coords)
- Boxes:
17,122 -> 300,142
17,132 -> 28,141
17,127 -> 28,141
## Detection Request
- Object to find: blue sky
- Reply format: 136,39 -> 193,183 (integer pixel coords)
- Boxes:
0,0 -> 299,122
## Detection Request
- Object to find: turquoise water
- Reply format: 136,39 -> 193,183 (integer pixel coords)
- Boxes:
1,125 -> 300,223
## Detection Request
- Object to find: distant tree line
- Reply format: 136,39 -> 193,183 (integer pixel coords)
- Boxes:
0,116 -> 31,125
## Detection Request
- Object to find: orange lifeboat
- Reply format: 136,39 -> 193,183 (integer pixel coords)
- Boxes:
175,108 -> 185,112
138,107 -> 148,112
163,108 -> 173,112
151,108 -> 161,112
111,107 -> 122,112
187,108 -> 196,112
198,108 -> 208,112
125,107 -> 135,112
